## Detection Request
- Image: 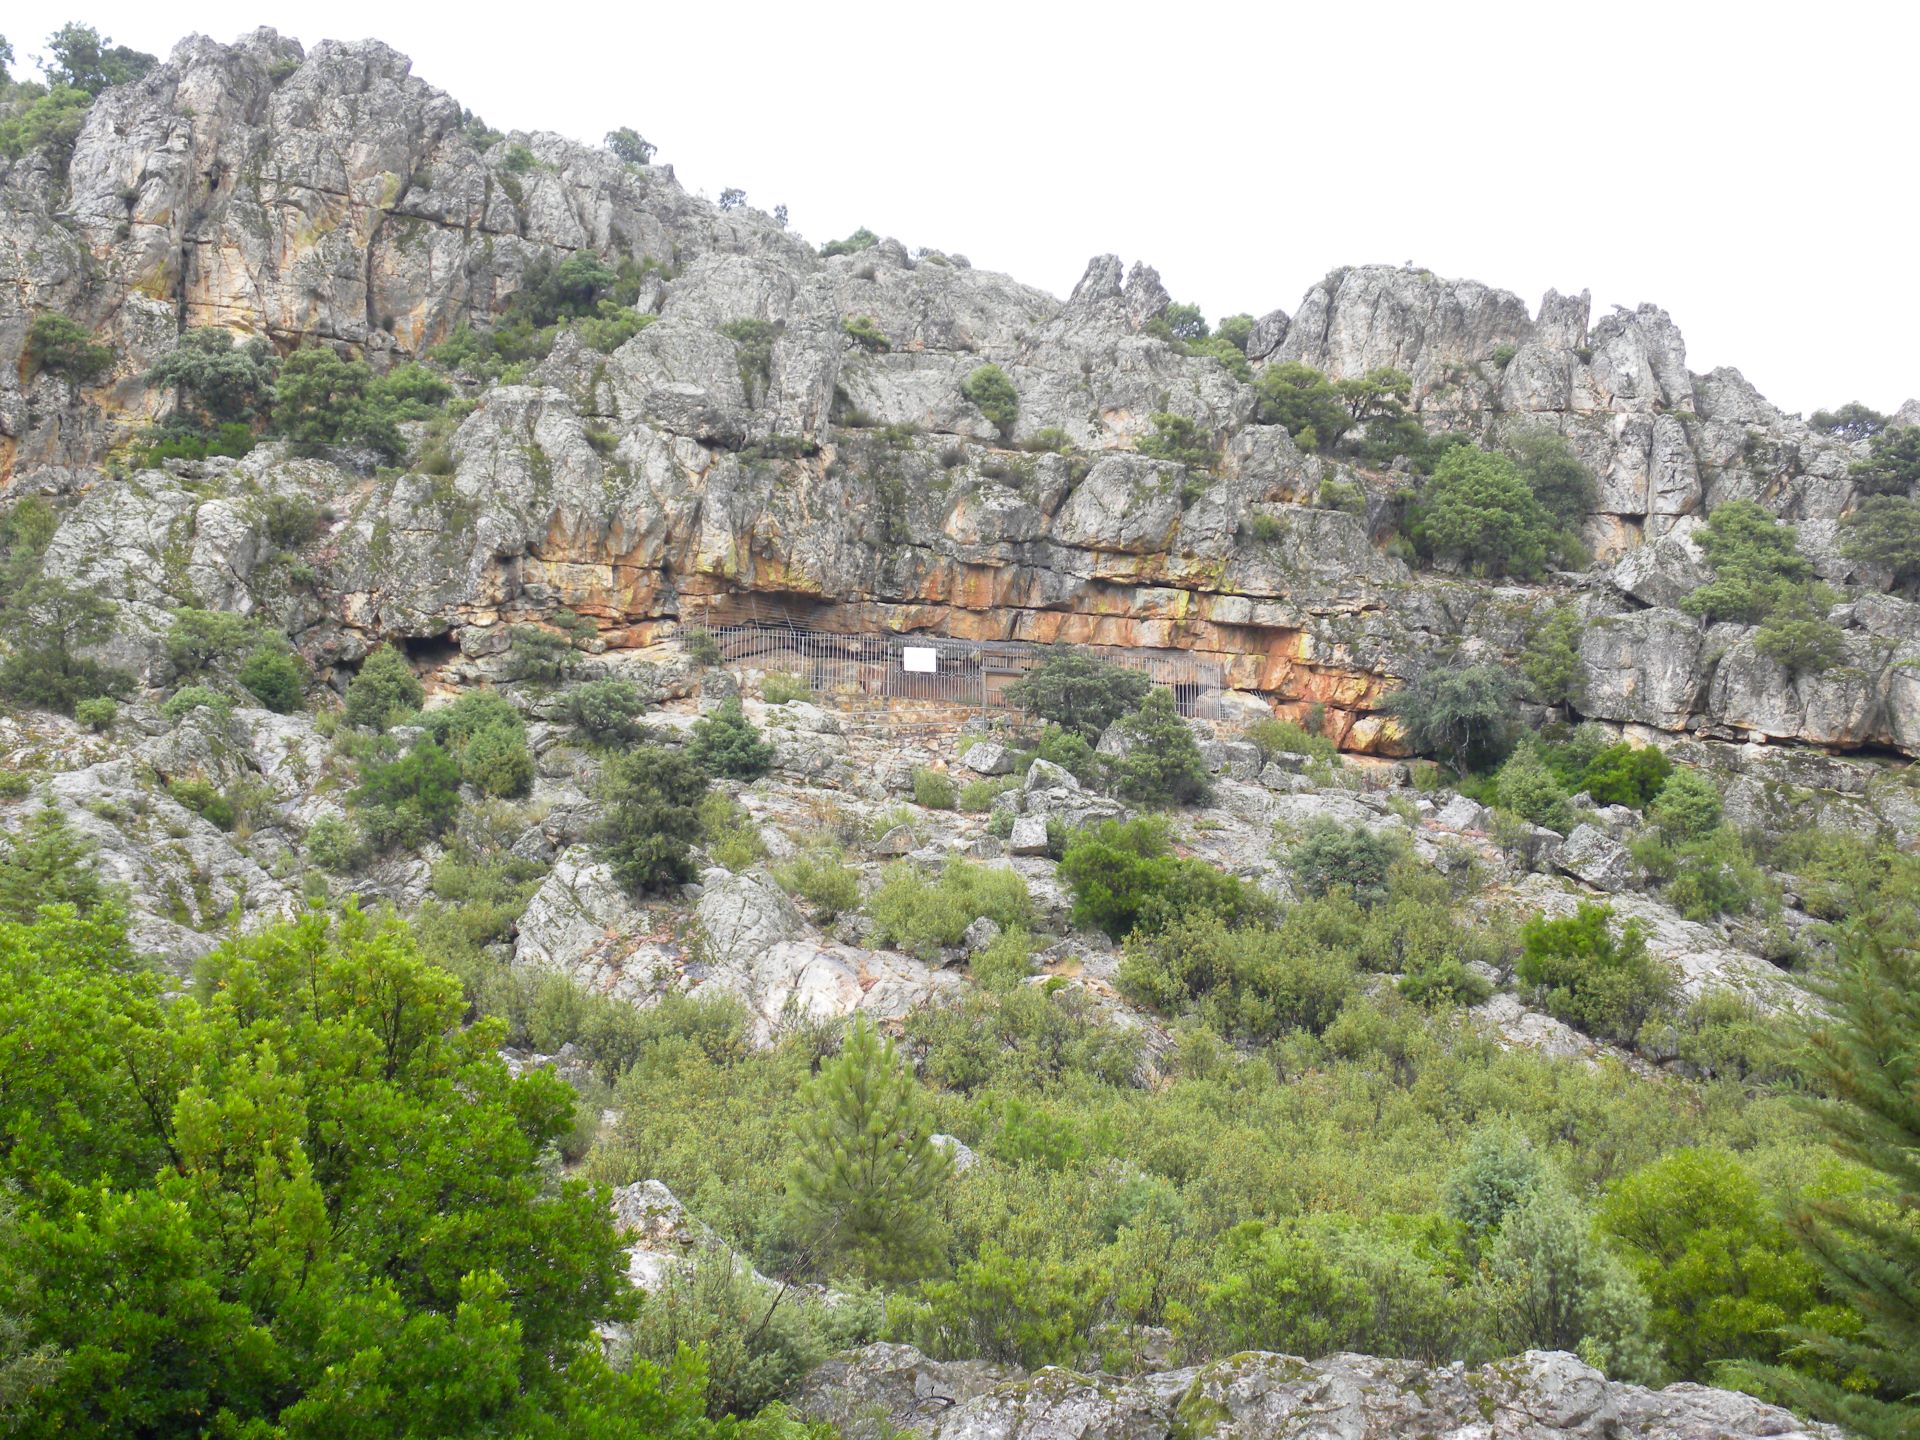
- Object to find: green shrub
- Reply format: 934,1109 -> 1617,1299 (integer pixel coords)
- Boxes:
1596,1148 -> 1828,1379
1137,412 -> 1214,472
1580,743 -> 1672,808
505,624 -> 575,685
1286,819 -> 1402,908
1646,768 -> 1721,842
1839,496 -> 1920,594
1382,662 -> 1518,772
568,676 -> 647,741
1248,512 -> 1285,543
1119,913 -> 1355,1040
1521,604 -> 1586,706
459,723 -> 534,799
624,1251 -> 830,1420
1031,725 -> 1103,785
1019,427 -> 1075,454
270,346 -> 402,459
344,645 -> 423,731
842,315 -> 890,352
74,696 -> 116,732
145,328 -> 277,427
689,699 -> 774,779
24,312 -> 113,385
161,685 -> 232,724
1506,428 -> 1598,530
1407,446 -> 1565,578
683,627 -> 723,666
960,364 -> 1018,438
237,644 -> 305,712
1253,363 -> 1350,452
773,842 -> 862,919
912,767 -> 956,810
890,1244 -> 1100,1369
168,778 -> 235,832
699,791 -> 766,871
306,813 -> 371,874
1518,903 -> 1674,1042
1682,502 -> 1844,673
1112,688 -> 1212,808
971,927 -> 1035,989
1847,423 -> 1920,496
1058,818 -> 1271,940
1005,649 -> 1149,742
957,775 -> 1018,812
165,608 -> 264,677
351,739 -> 464,849
820,227 -> 879,257
866,860 -> 1032,959
1495,742 -> 1574,833
1807,402 -> 1886,441
719,318 -> 780,397
1318,478 -> 1365,514
0,85 -> 93,175
593,744 -> 709,893
1245,717 -> 1337,766
1754,596 -> 1847,677
760,672 -> 809,705
0,574 -> 129,715
1635,826 -> 1766,921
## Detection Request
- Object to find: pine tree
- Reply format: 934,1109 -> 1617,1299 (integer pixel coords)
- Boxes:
786,1016 -> 949,1283
1112,688 -> 1213,807
1732,918 -> 1920,1439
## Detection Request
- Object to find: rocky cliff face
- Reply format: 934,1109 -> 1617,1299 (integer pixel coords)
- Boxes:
4,30 -> 1916,756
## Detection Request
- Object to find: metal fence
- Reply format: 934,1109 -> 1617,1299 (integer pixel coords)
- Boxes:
687,621 -> 1225,721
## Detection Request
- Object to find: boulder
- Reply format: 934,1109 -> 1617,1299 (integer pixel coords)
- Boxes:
960,741 -> 1017,776
1555,823 -> 1635,892
1008,814 -> 1052,856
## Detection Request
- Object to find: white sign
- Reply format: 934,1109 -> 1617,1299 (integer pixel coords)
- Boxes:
902,647 -> 938,674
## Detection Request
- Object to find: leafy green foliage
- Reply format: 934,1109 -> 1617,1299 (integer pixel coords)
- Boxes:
1506,428 -> 1598,530
72,695 -> 114,732
841,315 -> 890,352
593,744 -> 709,893
0,85 -> 92,173
1521,604 -> 1586,705
1847,424 -> 1920,497
271,346 -> 401,457
420,691 -> 533,798
1244,717 -> 1337,767
605,126 -> 656,164
0,810 -> 106,922
820,227 -> 878,258
1681,502 -> 1846,675
160,684 -> 230,723
0,573 -> 128,715
1808,402 -> 1886,441
1633,824 -> 1768,922
1597,1149 -> 1835,1379
1645,767 -> 1722,842
41,22 -> 156,94
1579,742 -> 1672,808
164,606 -> 268,678
1253,362 -> 1351,452
1005,648 -> 1149,742
689,699 -> 774,779
1136,412 -> 1215,472
569,677 -> 648,742
1059,818 -> 1271,941
1287,819 -> 1401,907
1120,913 -> 1355,1041
892,1243 -> 1099,1368
1408,446 -> 1565,578
786,1017 -> 949,1282
1382,662 -> 1518,772
1840,496 -> 1920,594
1112,688 -> 1212,807
344,644 -> 424,731
1495,741 -> 1575,833
0,904 -> 705,1438
866,861 -> 1032,959
912,767 -> 956,809
961,364 -> 1018,438
1518,903 -> 1674,1043
719,318 -> 780,399
144,328 -> 276,427
23,313 -> 111,385
773,841 -> 861,920
1729,921 -> 1920,1438
506,623 -> 577,684
234,644 -> 303,712
351,737 -> 464,849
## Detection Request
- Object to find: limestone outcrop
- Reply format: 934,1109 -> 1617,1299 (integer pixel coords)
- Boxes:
4,30 -> 1917,756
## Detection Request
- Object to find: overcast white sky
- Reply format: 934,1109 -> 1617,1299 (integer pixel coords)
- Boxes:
19,3 -> 1915,416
